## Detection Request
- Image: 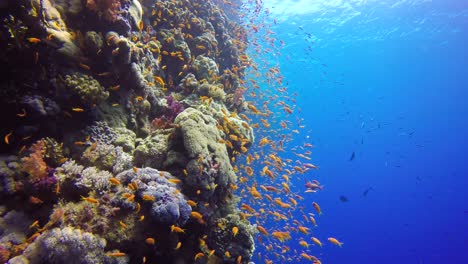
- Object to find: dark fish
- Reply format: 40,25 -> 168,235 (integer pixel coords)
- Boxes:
339,195 -> 348,202
349,152 -> 355,161
362,187 -> 373,197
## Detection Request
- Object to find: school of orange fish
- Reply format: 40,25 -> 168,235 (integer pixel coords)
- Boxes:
215,0 -> 344,263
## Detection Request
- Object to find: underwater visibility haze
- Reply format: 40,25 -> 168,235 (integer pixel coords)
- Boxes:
1,0 -> 467,263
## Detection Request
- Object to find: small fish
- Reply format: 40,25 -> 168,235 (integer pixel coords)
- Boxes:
17,108 -> 27,117
312,202 -> 322,215
174,242 -> 182,250
339,195 -> 349,202
171,225 -> 185,233
194,252 -> 204,260
145,237 -> 155,245
190,211 -> 205,224
362,187 -> 373,197
142,194 -> 155,201
78,63 -> 91,70
29,220 -> 40,229
107,252 -> 126,257
27,37 -> 41,43
349,151 -> 355,161
311,237 -> 322,247
4,131 -> 13,144
328,237 -> 344,247
81,196 -> 99,204
119,221 -> 127,229
109,178 -> 121,185
29,196 -> 44,204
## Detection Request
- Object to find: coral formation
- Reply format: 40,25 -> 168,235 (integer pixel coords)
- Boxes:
9,227 -> 126,264
0,0 -> 283,262
62,73 -> 109,106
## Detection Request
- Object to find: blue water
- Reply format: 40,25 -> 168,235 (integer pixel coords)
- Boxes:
251,0 -> 468,263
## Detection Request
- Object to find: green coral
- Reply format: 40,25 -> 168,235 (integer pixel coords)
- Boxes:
42,137 -> 66,167
175,108 -> 236,195
192,55 -> 219,83
113,128 -> 137,153
198,83 -> 226,101
133,130 -> 172,167
84,31 -> 104,55
208,213 -> 256,262
63,73 -> 109,106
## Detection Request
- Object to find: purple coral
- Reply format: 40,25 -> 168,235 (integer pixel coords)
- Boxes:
113,168 -> 191,225
233,87 -> 246,106
165,95 -> 185,122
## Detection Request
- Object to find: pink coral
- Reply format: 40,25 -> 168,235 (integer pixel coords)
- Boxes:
86,0 -> 122,22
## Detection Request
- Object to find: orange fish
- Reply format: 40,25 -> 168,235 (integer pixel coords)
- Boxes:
27,37 -> 41,43
328,237 -> 343,247
29,196 -> 44,204
107,252 -> 126,257
312,202 -> 322,215
311,237 -> 322,247
4,131 -> 13,144
81,196 -> 99,204
145,238 -> 155,245
171,225 -> 185,233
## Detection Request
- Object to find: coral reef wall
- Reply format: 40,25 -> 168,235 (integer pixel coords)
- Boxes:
0,0 -> 258,263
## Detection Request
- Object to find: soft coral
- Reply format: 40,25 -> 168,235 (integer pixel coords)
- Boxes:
86,0 -> 122,22
21,140 -> 48,184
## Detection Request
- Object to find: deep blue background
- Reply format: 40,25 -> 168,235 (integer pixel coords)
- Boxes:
250,0 -> 468,263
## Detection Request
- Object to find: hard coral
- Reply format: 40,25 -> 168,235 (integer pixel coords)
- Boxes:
9,227 -> 124,264
113,168 -> 191,225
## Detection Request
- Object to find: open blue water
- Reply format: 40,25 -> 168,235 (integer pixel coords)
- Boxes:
252,0 -> 468,263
